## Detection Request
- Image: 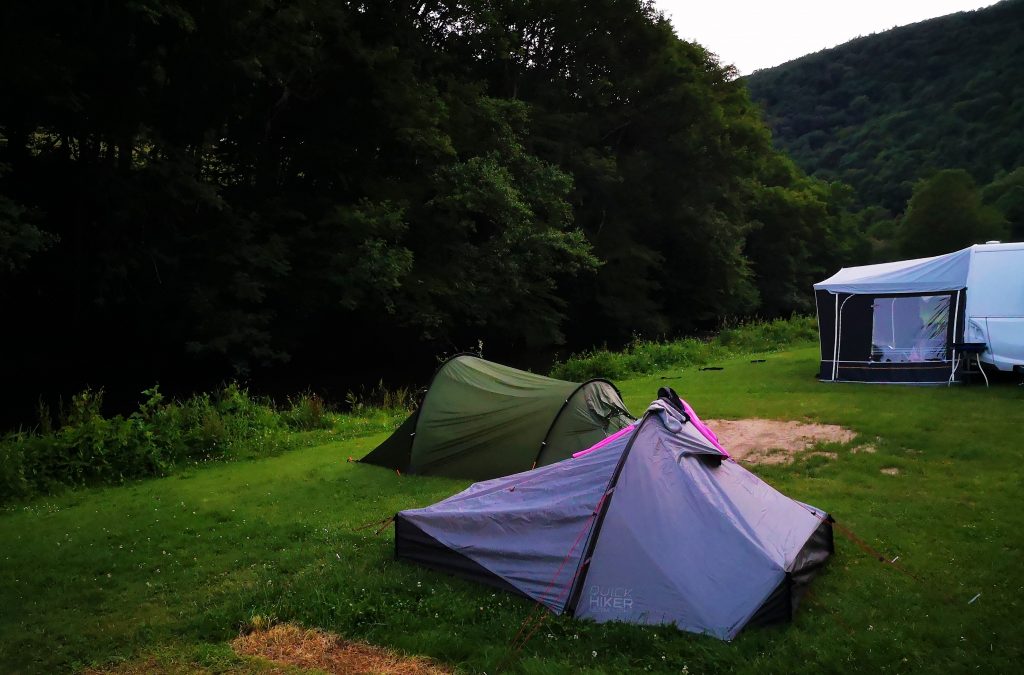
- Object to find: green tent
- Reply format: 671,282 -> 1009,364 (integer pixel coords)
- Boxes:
360,354 -> 633,479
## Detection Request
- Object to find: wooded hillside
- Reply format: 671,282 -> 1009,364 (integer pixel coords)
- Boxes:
746,0 -> 1024,215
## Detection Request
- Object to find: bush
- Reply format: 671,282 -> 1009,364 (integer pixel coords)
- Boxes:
0,383 -> 341,504
0,390 -> 156,498
717,315 -> 818,352
550,316 -> 817,381
0,438 -> 29,502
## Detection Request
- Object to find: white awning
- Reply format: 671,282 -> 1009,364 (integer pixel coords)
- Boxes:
814,247 -> 972,294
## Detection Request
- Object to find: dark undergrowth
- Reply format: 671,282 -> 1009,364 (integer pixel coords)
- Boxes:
1,318 -> 815,505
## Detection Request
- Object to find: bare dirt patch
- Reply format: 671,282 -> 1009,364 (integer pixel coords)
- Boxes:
232,624 -> 451,675
705,419 -> 856,464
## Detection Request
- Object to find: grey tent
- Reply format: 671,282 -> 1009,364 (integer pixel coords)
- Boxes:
360,354 -> 632,480
395,390 -> 833,640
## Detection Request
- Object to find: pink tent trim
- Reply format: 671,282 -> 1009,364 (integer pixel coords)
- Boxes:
572,424 -> 636,459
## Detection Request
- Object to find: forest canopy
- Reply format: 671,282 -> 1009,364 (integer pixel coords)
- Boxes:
0,0 -> 862,421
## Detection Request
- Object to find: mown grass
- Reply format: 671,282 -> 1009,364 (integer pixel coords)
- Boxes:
2,344 -> 1023,673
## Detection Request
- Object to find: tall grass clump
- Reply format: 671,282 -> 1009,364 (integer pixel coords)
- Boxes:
0,384 -> 339,503
717,315 -> 818,352
345,380 -> 416,413
550,316 -> 817,381
282,392 -> 331,431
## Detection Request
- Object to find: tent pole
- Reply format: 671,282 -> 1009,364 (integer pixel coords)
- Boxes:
833,295 -> 854,382
814,291 -> 824,363
564,414 -> 647,615
531,379 -> 630,469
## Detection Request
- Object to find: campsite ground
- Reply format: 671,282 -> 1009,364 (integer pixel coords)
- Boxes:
2,345 -> 1022,673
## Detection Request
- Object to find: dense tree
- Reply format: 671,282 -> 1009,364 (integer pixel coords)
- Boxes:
0,0 -> 860,424
744,158 -> 869,314
0,168 -> 53,275
982,167 -> 1024,240
897,170 -> 1008,258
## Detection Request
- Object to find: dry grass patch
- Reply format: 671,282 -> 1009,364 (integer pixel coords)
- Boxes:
232,624 -> 451,675
706,419 -> 855,464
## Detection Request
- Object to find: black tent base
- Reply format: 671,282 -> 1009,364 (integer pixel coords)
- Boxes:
745,519 -> 833,631
395,515 -> 524,597
395,498 -> 835,637
820,361 -> 957,384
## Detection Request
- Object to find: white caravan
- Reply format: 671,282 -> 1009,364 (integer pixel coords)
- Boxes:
814,242 -> 1024,383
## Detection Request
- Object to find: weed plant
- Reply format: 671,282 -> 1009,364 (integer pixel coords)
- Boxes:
345,380 -> 417,412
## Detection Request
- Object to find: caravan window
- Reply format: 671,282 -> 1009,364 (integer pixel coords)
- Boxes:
870,295 -> 950,363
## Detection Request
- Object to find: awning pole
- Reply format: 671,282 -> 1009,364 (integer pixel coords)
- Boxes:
832,294 -> 840,381
950,289 -> 961,385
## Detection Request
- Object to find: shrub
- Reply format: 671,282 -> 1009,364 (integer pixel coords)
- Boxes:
0,383 -> 339,503
0,437 -> 29,502
550,316 -> 817,381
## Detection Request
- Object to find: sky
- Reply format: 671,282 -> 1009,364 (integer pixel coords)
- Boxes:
656,1 -> 1001,75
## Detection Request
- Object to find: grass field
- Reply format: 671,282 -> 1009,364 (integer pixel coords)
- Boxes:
2,345 -> 1022,673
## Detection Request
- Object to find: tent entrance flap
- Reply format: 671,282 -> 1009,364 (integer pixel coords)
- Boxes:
816,289 -> 964,383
